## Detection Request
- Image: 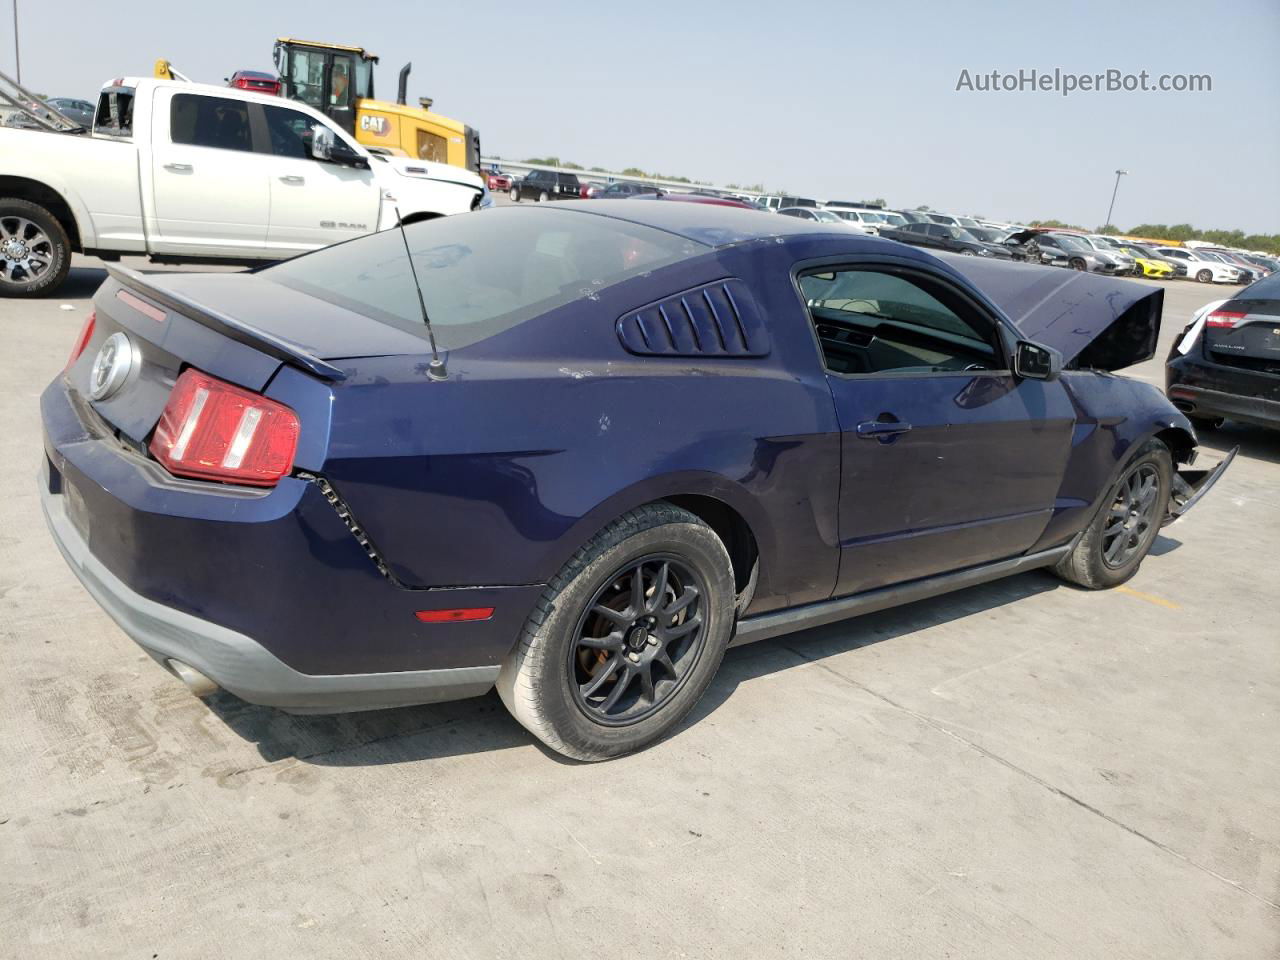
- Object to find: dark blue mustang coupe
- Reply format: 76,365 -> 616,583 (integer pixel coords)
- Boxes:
42,202 -> 1233,759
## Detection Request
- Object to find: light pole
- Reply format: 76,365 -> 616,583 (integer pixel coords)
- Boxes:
1104,168 -> 1128,230
11,0 -> 19,84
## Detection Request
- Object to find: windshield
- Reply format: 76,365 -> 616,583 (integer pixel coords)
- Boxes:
956,217 -> 980,227
1053,235 -> 1088,251
967,227 -> 1007,242
264,207 -> 707,350
951,228 -> 979,242
812,210 -> 845,223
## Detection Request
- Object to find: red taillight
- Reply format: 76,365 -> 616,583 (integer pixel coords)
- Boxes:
1206,310 -> 1246,329
414,607 -> 495,623
149,368 -> 299,487
66,311 -> 96,370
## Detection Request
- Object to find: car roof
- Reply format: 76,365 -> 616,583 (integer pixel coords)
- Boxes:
548,199 -> 850,247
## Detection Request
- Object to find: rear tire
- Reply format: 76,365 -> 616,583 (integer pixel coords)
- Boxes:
1053,440 -> 1172,590
497,503 -> 735,761
0,199 -> 71,298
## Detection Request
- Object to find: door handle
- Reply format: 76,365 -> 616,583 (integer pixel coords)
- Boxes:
278,175 -> 305,184
163,162 -> 192,172
856,419 -> 912,442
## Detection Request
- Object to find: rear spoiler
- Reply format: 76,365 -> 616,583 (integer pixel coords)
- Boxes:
107,265 -> 346,381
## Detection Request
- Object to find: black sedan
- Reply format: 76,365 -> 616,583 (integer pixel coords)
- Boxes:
879,222 -> 1013,258
1166,272 -> 1280,432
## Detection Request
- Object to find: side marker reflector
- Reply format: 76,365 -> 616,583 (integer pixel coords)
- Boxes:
414,607 -> 495,624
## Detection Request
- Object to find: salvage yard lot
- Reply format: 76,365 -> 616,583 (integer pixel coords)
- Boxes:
2,261 -> 1277,958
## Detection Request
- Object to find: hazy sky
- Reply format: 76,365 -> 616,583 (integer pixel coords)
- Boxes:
9,0 -> 1279,232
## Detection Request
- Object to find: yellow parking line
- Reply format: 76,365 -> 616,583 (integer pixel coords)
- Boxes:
1116,585 -> 1181,610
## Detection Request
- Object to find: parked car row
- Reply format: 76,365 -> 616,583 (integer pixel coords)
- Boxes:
489,164 -> 1276,288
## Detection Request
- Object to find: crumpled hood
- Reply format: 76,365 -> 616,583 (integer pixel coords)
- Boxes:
943,256 -> 1163,371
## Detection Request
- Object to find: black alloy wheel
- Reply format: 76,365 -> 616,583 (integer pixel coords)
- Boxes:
1100,463 -> 1160,569
496,502 -> 735,761
568,556 -> 707,726
1053,439 -> 1172,590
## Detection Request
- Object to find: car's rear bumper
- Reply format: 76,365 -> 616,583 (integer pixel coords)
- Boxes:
42,479 -> 500,713
40,375 -> 541,705
1166,384 -> 1280,430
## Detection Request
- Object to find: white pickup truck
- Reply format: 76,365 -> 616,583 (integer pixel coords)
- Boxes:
0,76 -> 486,297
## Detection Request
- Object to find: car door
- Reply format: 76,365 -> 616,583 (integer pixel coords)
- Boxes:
258,102 -> 378,254
148,89 -> 270,256
917,224 -> 944,249
797,262 -> 1076,595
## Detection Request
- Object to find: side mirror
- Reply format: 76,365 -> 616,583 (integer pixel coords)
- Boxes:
310,125 -> 334,161
1014,340 -> 1062,381
329,138 -> 369,168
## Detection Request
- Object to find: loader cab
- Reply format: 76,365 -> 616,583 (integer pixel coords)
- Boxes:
274,39 -> 375,137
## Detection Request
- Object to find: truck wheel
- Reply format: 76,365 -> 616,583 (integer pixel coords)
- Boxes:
538,191 -> 549,203
0,199 -> 71,297
509,187 -> 519,202
497,503 -> 735,761
1053,440 -> 1172,590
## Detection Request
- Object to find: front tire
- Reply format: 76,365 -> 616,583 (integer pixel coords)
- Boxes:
1196,269 -> 1212,283
0,199 -> 71,298
537,191 -> 549,203
1071,258 -> 1087,271
1053,440 -> 1171,590
509,186 -> 520,202
497,503 -> 735,761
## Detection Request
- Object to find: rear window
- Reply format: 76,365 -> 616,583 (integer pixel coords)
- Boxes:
262,206 -> 708,349
1241,271 -> 1280,300
94,88 -> 134,136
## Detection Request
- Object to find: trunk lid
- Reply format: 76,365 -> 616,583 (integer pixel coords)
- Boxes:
1203,298 -> 1280,376
72,267 -> 426,447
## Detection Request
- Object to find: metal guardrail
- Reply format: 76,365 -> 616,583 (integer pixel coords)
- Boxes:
480,156 -> 741,195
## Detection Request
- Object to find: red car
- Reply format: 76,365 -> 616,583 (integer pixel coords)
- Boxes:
226,70 -> 281,96
486,171 -> 512,191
